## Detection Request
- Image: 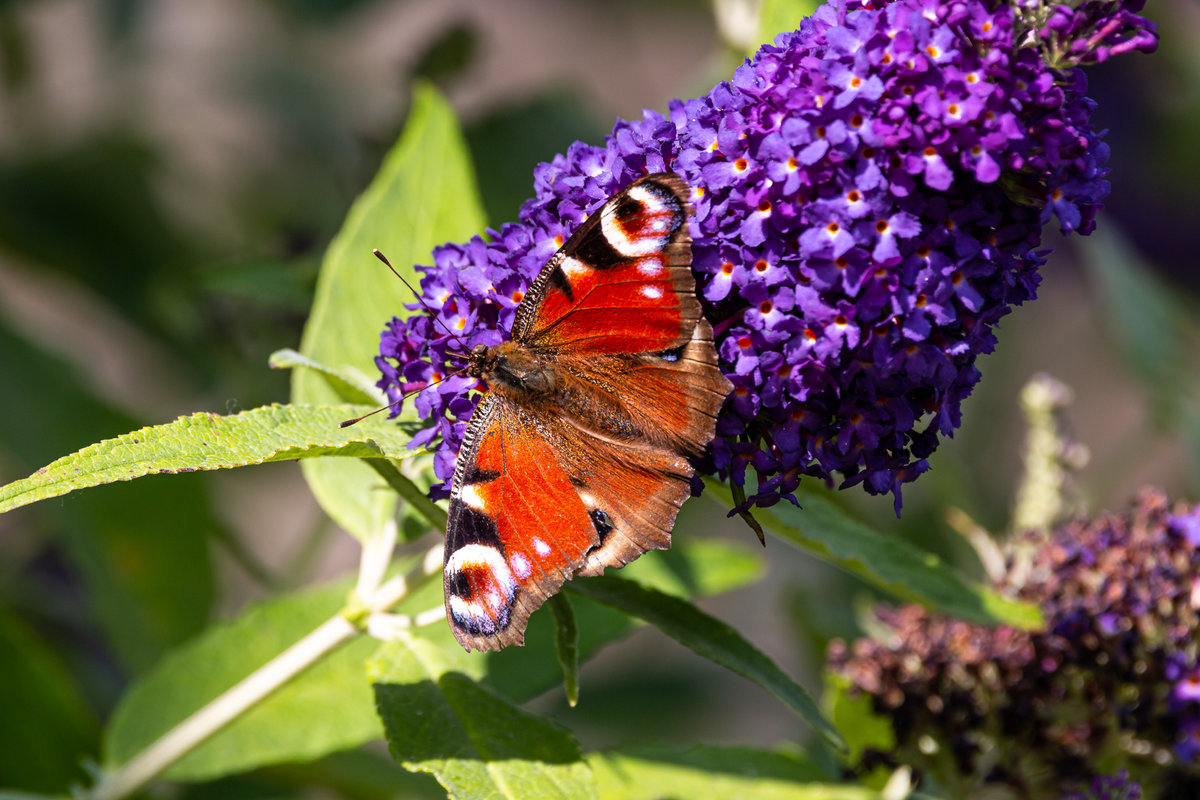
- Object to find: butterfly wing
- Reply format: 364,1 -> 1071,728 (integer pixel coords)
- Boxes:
443,173 -> 731,651
444,395 -> 614,650
518,173 -> 730,458
514,173 -> 702,357
444,393 -> 698,651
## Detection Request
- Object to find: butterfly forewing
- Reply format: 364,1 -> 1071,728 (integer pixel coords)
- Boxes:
513,174 -> 701,356
445,397 -> 603,650
443,173 -> 732,651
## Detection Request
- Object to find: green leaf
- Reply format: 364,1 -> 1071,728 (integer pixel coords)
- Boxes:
104,578 -> 381,781
824,673 -> 895,786
567,575 -> 843,751
708,482 -> 1043,629
272,749 -> 445,800
0,607 -> 97,793
757,0 -> 820,49
292,81 -> 485,541
618,532 -> 763,600
365,537 -> 766,719
481,536 -> 764,702
589,745 -> 876,800
550,594 -> 580,707
269,347 -> 380,405
0,404 -> 416,514
1080,226 -> 1196,421
370,635 -> 596,800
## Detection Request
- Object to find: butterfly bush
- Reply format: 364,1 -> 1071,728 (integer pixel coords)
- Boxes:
376,0 -> 1156,508
827,490 -> 1200,796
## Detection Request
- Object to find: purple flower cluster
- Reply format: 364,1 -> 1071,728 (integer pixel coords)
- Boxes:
827,490 -> 1200,794
375,0 -> 1156,509
1062,770 -> 1142,800
1167,505 -> 1200,766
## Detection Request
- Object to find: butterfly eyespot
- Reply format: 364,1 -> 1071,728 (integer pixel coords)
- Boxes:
589,508 -> 615,540
445,543 -> 517,636
655,344 -> 687,362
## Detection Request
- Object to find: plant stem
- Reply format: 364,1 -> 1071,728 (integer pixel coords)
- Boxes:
89,547 -> 441,800
90,614 -> 357,800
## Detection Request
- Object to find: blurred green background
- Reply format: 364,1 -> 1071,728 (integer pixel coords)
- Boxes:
0,0 -> 1194,796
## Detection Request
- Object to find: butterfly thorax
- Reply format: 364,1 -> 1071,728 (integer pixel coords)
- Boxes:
468,341 -> 643,441
467,341 -> 559,404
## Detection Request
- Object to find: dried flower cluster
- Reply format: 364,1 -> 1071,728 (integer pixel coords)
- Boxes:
827,490 -> 1200,797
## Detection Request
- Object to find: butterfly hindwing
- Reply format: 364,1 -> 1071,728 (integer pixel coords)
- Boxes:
443,173 -> 732,651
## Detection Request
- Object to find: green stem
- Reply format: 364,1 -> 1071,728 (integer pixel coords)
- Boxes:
364,458 -> 448,531
88,546 -> 442,800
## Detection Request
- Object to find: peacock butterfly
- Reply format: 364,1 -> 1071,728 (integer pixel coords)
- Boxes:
443,173 -> 731,651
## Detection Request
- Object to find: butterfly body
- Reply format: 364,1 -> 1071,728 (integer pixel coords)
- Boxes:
443,174 -> 731,651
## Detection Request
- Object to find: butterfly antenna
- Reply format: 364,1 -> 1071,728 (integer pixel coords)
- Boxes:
339,373 -> 454,428
373,249 -> 471,350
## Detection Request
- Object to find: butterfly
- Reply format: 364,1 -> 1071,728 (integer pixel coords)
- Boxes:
443,173 -> 732,651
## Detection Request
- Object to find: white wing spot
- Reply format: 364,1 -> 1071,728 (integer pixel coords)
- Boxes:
638,258 -> 663,276
532,538 -> 551,557
627,185 -> 661,205
510,552 -> 532,580
560,256 -> 590,277
641,285 -> 664,299
459,484 -> 486,511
